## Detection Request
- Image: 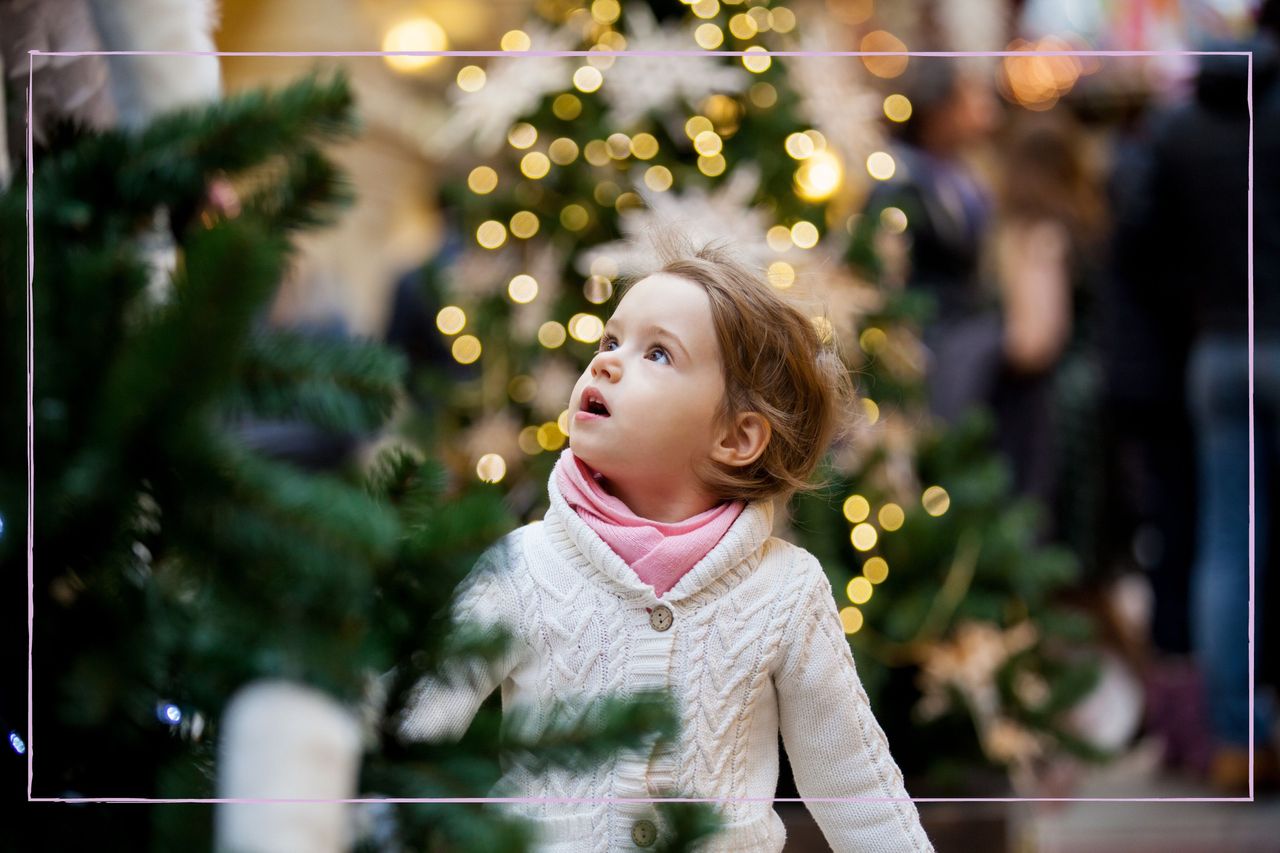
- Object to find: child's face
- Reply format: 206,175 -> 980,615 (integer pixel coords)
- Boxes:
568,273 -> 727,503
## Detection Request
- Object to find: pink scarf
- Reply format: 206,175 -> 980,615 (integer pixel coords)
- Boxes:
553,449 -> 745,598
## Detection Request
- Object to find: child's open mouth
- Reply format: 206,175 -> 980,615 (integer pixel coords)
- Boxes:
576,387 -> 611,421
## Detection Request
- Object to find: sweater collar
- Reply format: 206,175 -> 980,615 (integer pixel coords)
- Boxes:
542,462 -> 775,603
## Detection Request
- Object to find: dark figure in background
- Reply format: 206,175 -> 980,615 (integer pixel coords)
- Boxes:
1118,8 -> 1280,792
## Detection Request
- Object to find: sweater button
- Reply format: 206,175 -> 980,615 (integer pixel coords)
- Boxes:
631,818 -> 657,847
648,605 -> 673,632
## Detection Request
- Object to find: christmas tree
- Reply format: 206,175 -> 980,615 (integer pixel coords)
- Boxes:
406,0 -> 1105,794
3,70 -> 719,851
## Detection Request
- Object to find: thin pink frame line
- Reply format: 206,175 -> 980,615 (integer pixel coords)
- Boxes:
25,47 -> 1257,806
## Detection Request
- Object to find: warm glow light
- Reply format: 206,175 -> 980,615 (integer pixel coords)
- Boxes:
452,334 -> 482,364
766,225 -> 793,252
508,123 -> 538,149
644,165 -> 674,192
436,306 -> 466,335
584,275 -> 614,303
574,66 -> 604,93
593,181 -> 620,206
860,326 -> 888,353
558,409 -> 571,435
794,149 -> 843,202
553,93 -> 582,119
537,422 -> 566,450
1001,37 -> 1082,110
697,154 -> 726,176
476,220 -> 507,249
862,398 -> 880,424
569,313 -> 604,342
790,220 -> 819,249
501,30 -> 531,51
695,23 -> 725,49
880,206 -> 908,233
767,261 -> 795,289
584,140 -> 611,166
382,18 -> 447,72
591,0 -> 621,24
548,137 -> 579,165
591,256 -> 619,279
866,151 -> 896,181
685,115 -> 714,139
923,485 -> 951,516
467,166 -> 498,195
518,425 -> 542,455
560,203 -> 589,231
538,321 -> 567,348
520,151 -> 551,179
508,274 -> 539,303
476,453 -> 506,483
770,6 -> 796,32
878,503 -> 905,532
847,576 -> 874,605
860,30 -> 909,78
729,13 -> 758,39
786,132 -> 815,160
843,494 -> 870,523
742,46 -> 772,73
749,82 -> 777,108
456,65 -> 486,92
863,556 -> 889,584
607,132 -> 632,159
883,93 -> 912,122
851,523 -> 878,551
510,211 -> 539,239
691,0 -> 720,19
839,606 -> 864,635
630,132 -> 660,159
693,130 -> 723,156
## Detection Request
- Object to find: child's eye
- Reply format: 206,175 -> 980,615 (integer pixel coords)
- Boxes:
647,346 -> 670,364
597,335 -> 618,352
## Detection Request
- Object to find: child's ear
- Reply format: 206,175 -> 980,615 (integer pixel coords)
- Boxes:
710,411 -> 771,469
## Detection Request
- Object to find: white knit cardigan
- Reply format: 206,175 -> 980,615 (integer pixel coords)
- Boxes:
398,471 -> 935,853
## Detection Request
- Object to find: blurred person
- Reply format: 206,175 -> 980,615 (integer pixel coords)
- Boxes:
1119,2 -> 1280,792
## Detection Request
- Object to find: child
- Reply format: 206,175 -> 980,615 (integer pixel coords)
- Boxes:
397,232 -> 935,852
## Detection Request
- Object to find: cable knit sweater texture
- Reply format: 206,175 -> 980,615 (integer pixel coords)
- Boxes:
398,469 -> 934,852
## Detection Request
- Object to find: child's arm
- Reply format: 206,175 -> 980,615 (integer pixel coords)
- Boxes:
395,540 -> 528,743
774,568 -> 935,852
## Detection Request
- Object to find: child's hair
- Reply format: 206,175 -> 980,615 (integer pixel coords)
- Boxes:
614,227 -> 858,505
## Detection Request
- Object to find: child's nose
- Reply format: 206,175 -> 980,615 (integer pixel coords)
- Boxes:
591,352 -> 621,380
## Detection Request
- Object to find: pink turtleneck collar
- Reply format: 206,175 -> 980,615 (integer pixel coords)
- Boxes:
552,449 -> 745,598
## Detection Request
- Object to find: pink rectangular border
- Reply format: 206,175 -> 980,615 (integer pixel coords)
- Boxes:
24,46 -> 1257,806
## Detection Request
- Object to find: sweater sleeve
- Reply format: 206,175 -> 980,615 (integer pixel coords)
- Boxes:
774,569 -> 935,853
396,538 -> 528,744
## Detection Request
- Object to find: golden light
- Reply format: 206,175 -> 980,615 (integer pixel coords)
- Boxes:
697,154 -> 726,176
859,326 -> 888,353
456,65 -> 486,92
804,129 -> 828,151
553,93 -> 582,119
599,30 -> 627,51
847,576 -> 874,605
863,556 -> 889,584
520,151 -> 551,179
785,132 -> 815,159
584,140 -> 611,166
508,274 -> 539,303
518,425 -> 542,455
557,409 -> 571,435
749,82 -> 777,108
508,122 -> 538,149
702,94 -> 741,131
851,522 -> 878,551
591,0 -> 621,24
593,181 -> 620,206
883,93 -> 912,122
590,256 -> 619,279
880,206 -> 908,233
843,494 -> 870,523
692,0 -> 720,19
501,29 -> 531,51
860,30 -> 909,78
923,485 -> 951,517
685,116 -> 714,139
574,66 -> 604,93
538,321 -> 568,348
630,133 -> 659,159
1001,37 -> 1082,110
770,6 -> 797,32
560,203 -> 590,231
766,224 -> 793,252
382,18 -> 447,73
866,151 -> 896,181
537,422 -> 567,451
695,23 -> 725,49
435,305 -> 466,335
452,334 -> 482,364
476,220 -> 507,249
476,453 -> 507,483
742,46 -> 772,73
549,137 -> 579,165
693,130 -> 723,156
794,149 -> 843,202
616,191 -> 643,211
812,316 -> 834,343
644,165 -> 674,192
510,211 -> 540,239
509,374 -> 537,403
827,0 -> 873,26
584,275 -> 614,303
467,166 -> 498,195
861,397 -> 880,424
839,606 -> 865,635
790,220 -> 819,249
729,13 -> 758,39
878,502 -> 905,531
569,313 -> 605,342
767,261 -> 795,289
606,132 -> 632,159
587,44 -> 617,71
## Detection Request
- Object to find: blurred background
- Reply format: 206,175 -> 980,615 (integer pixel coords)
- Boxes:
2,0 -> 1278,850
